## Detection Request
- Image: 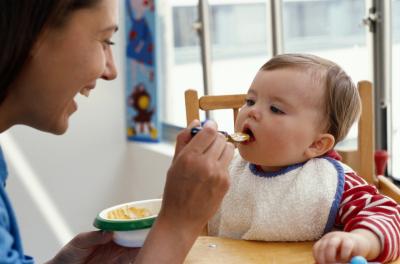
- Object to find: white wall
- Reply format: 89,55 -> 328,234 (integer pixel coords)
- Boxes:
0,3 -> 174,262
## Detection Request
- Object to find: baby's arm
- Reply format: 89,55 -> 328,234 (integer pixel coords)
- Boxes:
313,229 -> 380,263
313,172 -> 400,263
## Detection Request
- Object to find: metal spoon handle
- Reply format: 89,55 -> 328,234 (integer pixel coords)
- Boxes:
190,127 -> 249,143
190,127 -> 228,137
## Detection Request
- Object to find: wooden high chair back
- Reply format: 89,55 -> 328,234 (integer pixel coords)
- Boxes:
336,81 -> 375,184
185,81 -> 400,203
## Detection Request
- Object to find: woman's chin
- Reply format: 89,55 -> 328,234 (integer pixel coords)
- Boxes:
41,117 -> 69,135
52,126 -> 68,135
38,123 -> 68,135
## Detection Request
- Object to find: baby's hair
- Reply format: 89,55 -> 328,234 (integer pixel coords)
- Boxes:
260,54 -> 361,145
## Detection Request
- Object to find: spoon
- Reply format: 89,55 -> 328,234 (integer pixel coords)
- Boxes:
190,127 -> 250,143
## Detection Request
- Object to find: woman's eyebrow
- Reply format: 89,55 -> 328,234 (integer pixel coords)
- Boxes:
100,25 -> 119,33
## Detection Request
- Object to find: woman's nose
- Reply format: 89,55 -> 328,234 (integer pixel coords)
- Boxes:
101,49 -> 118,80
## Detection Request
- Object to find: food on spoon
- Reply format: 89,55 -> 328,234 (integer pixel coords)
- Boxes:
190,127 -> 250,143
228,132 -> 250,143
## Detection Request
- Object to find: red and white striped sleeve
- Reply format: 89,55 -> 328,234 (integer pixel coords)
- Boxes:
336,172 -> 400,263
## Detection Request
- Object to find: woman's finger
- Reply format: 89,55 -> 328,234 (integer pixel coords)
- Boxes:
184,122 -> 219,155
69,231 -> 113,249
203,133 -> 227,160
218,142 -> 235,166
174,119 -> 200,160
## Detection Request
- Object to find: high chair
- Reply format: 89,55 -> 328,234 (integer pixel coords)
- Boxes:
184,80 -> 400,203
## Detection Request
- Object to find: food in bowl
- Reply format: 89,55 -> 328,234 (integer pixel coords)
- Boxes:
94,198 -> 162,247
107,206 -> 152,220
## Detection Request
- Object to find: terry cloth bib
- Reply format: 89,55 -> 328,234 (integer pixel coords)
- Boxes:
209,153 -> 345,241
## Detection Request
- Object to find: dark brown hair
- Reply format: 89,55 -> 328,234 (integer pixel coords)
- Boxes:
260,54 -> 361,145
0,0 -> 99,104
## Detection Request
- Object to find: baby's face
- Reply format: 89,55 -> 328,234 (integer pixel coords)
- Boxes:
235,68 -> 326,172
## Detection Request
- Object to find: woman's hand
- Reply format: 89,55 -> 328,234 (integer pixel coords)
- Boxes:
163,120 -> 235,227
313,229 -> 381,264
135,120 -> 235,263
48,120 -> 234,264
46,231 -> 140,264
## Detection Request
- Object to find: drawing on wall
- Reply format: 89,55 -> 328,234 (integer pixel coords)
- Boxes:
125,0 -> 159,142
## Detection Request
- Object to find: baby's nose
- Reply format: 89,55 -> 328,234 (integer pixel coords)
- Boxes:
248,108 -> 261,120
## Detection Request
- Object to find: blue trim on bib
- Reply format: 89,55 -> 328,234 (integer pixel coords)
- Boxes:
249,162 -> 305,178
322,157 -> 345,234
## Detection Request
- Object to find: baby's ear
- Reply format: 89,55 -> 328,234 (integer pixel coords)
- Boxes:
304,133 -> 335,159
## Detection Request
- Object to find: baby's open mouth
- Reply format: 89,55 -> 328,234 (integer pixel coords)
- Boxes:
242,126 -> 255,142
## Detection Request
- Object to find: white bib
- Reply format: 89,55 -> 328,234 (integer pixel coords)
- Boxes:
209,153 -> 345,241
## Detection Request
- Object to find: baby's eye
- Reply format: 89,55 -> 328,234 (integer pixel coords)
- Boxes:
270,105 -> 285,114
245,99 -> 255,106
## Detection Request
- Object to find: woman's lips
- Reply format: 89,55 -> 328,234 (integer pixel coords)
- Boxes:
80,84 -> 96,97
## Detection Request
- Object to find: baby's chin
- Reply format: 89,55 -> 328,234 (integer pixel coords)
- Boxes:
237,147 -> 287,171
237,147 -> 259,164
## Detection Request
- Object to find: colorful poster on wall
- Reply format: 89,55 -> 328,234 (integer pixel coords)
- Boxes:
125,0 -> 159,142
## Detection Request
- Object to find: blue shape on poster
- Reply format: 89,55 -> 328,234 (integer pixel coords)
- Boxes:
125,0 -> 158,142
126,0 -> 154,81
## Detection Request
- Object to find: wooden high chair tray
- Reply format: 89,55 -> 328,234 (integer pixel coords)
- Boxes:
185,236 -> 400,263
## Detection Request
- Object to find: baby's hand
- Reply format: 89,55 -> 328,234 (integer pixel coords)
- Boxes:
312,230 -> 381,264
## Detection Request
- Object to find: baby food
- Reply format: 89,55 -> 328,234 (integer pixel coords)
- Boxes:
107,206 -> 151,220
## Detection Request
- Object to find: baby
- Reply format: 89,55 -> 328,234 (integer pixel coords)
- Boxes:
208,54 -> 400,263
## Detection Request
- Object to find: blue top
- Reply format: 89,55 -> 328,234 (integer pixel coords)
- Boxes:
0,147 -> 34,263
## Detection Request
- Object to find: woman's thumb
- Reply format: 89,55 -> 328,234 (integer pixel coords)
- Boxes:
70,231 -> 113,249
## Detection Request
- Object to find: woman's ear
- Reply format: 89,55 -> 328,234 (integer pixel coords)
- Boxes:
304,133 -> 335,159
30,28 -> 51,58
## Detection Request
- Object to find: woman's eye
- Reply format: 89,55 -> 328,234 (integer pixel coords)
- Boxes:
245,99 -> 255,106
270,105 -> 284,114
103,39 -> 115,48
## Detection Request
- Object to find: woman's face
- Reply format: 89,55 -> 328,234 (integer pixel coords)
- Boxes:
6,0 -> 118,134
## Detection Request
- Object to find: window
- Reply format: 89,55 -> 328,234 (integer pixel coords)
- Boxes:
165,0 -> 272,132
391,0 -> 400,178
283,0 -> 365,52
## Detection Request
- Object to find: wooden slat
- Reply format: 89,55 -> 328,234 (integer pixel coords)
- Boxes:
337,150 -> 359,174
358,81 -> 377,185
336,81 -> 376,185
233,108 -> 239,125
185,89 -> 200,125
378,176 -> 400,204
199,94 -> 246,111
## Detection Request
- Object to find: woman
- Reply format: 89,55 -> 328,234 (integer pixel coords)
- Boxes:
0,1 -> 234,263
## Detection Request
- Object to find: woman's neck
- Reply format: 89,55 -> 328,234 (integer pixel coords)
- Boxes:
0,96 -> 19,133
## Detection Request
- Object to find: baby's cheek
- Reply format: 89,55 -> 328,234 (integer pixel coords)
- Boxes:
234,114 -> 245,131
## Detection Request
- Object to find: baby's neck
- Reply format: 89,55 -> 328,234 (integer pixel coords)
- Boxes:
258,164 -> 285,172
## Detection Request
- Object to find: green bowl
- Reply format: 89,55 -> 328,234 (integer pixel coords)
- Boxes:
93,198 -> 162,231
